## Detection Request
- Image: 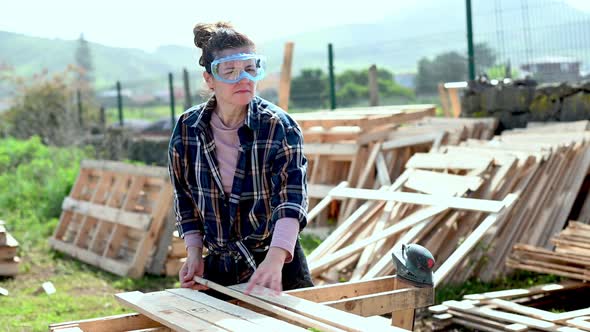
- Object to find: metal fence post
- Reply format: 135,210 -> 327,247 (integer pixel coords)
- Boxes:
328,43 -> 336,110
169,72 -> 176,130
116,81 -> 123,127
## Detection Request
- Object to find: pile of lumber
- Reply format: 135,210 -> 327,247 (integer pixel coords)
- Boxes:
508,221 -> 590,281
0,220 -> 20,276
306,120 -> 590,285
428,281 -> 590,332
302,107 -> 499,227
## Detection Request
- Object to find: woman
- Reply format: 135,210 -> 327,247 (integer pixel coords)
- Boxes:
168,21 -> 313,296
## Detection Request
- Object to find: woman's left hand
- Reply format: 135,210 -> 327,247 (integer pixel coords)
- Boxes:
245,247 -> 287,295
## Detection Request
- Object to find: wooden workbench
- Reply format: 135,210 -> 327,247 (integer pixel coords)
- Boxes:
50,276 -> 433,332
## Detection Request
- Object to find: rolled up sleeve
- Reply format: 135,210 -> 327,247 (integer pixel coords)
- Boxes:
270,125 -> 309,231
168,125 -> 203,238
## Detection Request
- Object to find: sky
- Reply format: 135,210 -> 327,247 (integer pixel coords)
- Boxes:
1,0 -> 590,52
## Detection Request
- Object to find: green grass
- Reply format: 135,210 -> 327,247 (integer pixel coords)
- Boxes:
104,105 -> 172,124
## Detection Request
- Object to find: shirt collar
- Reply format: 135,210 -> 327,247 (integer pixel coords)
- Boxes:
182,95 -> 260,132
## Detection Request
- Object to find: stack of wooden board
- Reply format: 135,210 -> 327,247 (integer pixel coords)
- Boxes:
508,221 -> 590,281
51,275 -> 433,331
50,160 -> 174,278
304,112 -> 498,227
0,220 -> 20,276
428,281 -> 590,332
305,120 -> 590,285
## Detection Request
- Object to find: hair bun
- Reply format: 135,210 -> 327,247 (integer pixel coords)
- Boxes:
193,21 -> 234,49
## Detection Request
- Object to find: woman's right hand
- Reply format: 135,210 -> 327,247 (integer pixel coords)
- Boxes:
179,247 -> 208,290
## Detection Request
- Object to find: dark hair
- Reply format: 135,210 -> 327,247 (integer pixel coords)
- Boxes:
193,22 -> 255,74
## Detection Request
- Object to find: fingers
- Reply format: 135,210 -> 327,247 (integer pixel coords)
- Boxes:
245,272 -> 259,295
184,263 -> 196,281
245,271 -> 282,296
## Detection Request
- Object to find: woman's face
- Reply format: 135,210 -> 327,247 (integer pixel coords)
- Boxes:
204,46 -> 256,108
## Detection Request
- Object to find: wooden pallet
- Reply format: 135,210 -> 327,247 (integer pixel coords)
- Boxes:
50,160 -> 173,278
0,220 -> 20,276
429,281 -> 590,332
50,276 -> 433,332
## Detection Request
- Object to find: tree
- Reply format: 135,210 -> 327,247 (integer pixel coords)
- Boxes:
415,43 -> 497,95
290,69 -> 328,109
75,33 -> 94,88
474,42 -> 497,74
415,52 -> 468,95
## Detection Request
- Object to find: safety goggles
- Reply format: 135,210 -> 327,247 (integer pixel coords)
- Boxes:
210,53 -> 267,84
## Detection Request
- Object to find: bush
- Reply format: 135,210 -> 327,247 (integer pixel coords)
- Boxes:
0,136 -> 92,250
2,67 -> 97,147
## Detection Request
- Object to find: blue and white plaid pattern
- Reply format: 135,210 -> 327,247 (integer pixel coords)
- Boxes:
168,95 -> 308,282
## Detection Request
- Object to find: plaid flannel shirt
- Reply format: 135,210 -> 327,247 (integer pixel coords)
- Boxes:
168,95 -> 308,282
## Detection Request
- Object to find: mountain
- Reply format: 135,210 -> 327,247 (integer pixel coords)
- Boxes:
1,0 -> 589,96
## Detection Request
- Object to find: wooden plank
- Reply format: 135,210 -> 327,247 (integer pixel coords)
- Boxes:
464,281 -> 586,301
287,275 -> 398,302
406,152 -> 492,170
328,187 -> 506,213
342,142 -> 382,218
168,288 -> 307,332
320,286 -> 433,316
566,317 -> 590,331
0,232 -> 18,260
391,278 -> 417,330
404,170 -> 483,195
228,282 -> 407,332
303,143 -> 358,156
128,183 -> 174,277
443,300 -> 583,332
309,205 -> 446,275
433,194 -> 518,286
193,277 -> 349,332
488,299 -> 590,323
278,42 -> 294,111
61,197 -> 152,230
0,256 -> 19,276
49,313 -> 164,332
115,291 -> 228,331
49,239 -> 130,276
307,182 -> 349,222
81,160 -> 168,178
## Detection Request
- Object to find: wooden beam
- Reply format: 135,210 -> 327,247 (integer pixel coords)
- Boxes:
49,313 -> 164,332
433,194 -> 518,286
81,160 -> 168,178
328,187 -> 507,213
61,197 -> 152,230
228,282 -> 408,332
168,288 -> 307,332
309,205 -> 446,274
192,277 -> 349,332
278,42 -> 294,111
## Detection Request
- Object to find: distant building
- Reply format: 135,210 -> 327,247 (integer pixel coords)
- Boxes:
520,56 -> 581,83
